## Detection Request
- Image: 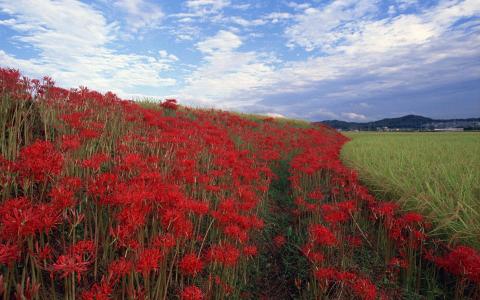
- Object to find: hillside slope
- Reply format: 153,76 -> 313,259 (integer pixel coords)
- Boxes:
1,68 -> 479,299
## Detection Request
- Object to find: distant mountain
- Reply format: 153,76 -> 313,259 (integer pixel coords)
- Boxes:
315,115 -> 480,131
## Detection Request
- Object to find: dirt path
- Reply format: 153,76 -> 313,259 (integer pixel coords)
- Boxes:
251,161 -> 309,299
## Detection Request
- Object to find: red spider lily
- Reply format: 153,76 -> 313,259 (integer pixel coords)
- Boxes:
308,189 -> 324,201
323,209 -> 349,226
179,253 -> 203,277
337,200 -> 357,213
388,257 -> 409,270
185,200 -> 210,216
87,172 -> 117,205
399,212 -> 424,226
153,233 -> 177,250
206,243 -> 240,268
351,278 -> 377,300
273,235 -> 287,248
434,246 -> 480,283
223,225 -> 248,244
81,153 -> 109,170
0,197 -> 38,239
372,202 -> 399,219
49,185 -> 76,210
60,111 -> 88,130
314,267 -> 337,282
243,245 -> 258,257
308,224 -> 337,247
17,140 -> 63,182
108,257 -> 133,281
59,176 -> 83,192
180,285 -> 204,300
135,248 -> 163,276
69,240 -> 96,258
315,268 -> 377,300
79,128 -> 102,140
52,254 -> 90,281
33,243 -> 53,261
60,134 -> 82,152
161,99 -> 178,110
0,242 -> 20,266
81,278 -> 112,300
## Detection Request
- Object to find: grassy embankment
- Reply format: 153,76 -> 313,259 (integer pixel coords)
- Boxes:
341,132 -> 480,249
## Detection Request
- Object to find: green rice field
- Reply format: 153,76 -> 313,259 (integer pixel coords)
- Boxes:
341,132 -> 480,249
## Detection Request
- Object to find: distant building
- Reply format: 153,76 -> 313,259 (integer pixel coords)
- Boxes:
433,127 -> 464,132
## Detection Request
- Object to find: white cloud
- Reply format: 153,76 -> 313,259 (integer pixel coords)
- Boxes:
286,0 -> 480,54
397,0 -> 418,11
196,30 -> 242,53
186,0 -> 230,15
158,50 -> 179,61
264,12 -> 292,23
114,0 -> 164,33
263,112 -> 286,118
0,0 -> 176,96
285,0 -> 378,52
342,112 -> 368,121
229,16 -> 267,27
231,3 -> 250,10
286,2 -> 311,11
180,30 -> 276,108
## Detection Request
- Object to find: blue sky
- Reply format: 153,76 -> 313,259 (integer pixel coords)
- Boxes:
1,0 -> 479,121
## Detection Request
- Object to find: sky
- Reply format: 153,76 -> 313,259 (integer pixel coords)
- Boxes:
0,0 -> 479,121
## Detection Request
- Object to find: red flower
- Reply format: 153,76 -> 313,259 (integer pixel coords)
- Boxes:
273,235 -> 286,248
81,153 -> 109,170
388,257 -> 409,269
161,99 -> 179,110
108,257 -> 133,281
400,212 -> 424,225
435,246 -> 480,283
243,245 -> 258,257
314,267 -> 337,281
0,243 -> 20,266
34,243 -> 53,261
179,253 -> 203,276
17,140 -> 63,182
136,248 -> 163,276
81,279 -> 112,300
372,202 -> 399,219
180,285 -> 204,300
60,134 -> 82,152
308,224 -> 337,247
207,243 -> 240,267
0,197 -> 38,240
351,278 -> 377,300
52,254 -> 90,280
153,233 -> 176,250
223,225 -> 248,243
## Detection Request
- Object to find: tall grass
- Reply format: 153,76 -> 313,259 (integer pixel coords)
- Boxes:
341,132 -> 480,249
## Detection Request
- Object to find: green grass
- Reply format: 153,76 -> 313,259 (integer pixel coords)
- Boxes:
341,132 -> 480,249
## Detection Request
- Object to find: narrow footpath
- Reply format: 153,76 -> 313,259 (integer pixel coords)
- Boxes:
251,160 -> 310,300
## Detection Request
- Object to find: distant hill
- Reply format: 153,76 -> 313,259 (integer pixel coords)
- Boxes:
315,115 -> 480,131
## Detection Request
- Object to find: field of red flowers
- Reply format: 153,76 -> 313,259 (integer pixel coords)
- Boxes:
0,68 -> 479,299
